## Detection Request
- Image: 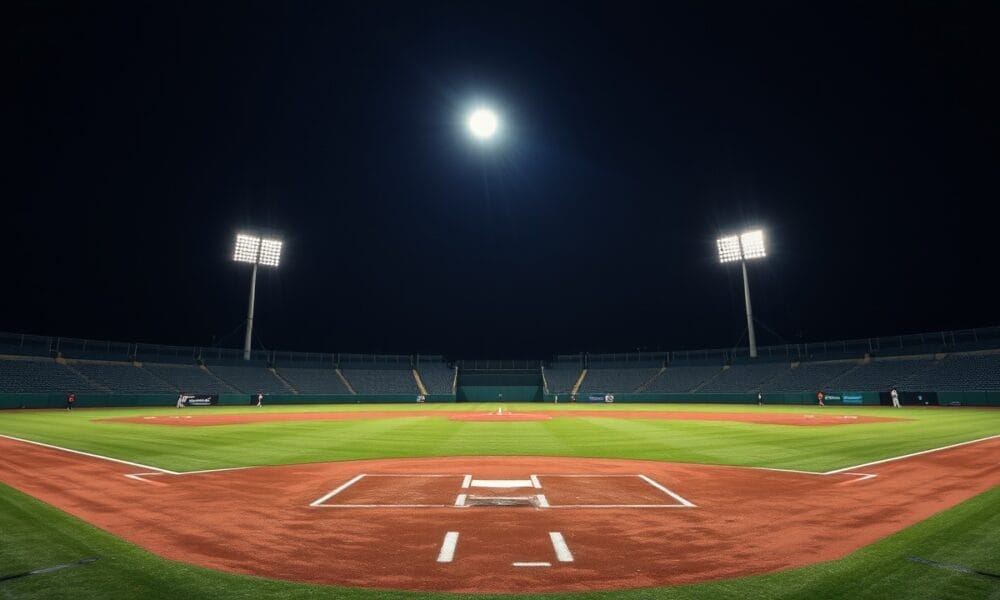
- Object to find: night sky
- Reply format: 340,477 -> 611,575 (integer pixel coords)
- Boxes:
6,2 -> 999,358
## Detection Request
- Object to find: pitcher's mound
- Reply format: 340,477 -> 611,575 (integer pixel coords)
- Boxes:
449,413 -> 553,422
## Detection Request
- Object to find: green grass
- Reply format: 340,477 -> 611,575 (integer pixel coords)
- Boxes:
1,403 -> 998,599
0,404 -> 997,473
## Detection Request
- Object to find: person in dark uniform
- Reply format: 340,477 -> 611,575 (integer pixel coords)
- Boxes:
817,390 -> 825,407
66,392 -> 76,410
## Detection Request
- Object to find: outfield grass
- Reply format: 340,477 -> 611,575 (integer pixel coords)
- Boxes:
0,403 -> 998,473
1,403 -> 998,599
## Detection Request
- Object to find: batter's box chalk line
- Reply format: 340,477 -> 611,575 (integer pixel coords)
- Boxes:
435,531 -> 575,566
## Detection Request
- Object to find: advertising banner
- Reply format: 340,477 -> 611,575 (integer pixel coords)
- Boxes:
176,394 -> 219,407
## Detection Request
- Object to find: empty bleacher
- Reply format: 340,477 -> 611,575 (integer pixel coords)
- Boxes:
417,362 -> 456,394
340,368 -> 418,394
644,364 -> 724,393
207,365 -> 293,394
698,362 -> 792,393
763,361 -> 857,392
543,363 -> 583,394
276,367 -> 351,394
70,361 -> 173,393
579,367 -> 660,393
144,363 -> 237,394
0,357 -> 99,393
825,357 -> 937,391
906,351 -> 1000,391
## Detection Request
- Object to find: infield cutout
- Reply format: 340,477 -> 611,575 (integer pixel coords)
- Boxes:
310,472 -> 695,508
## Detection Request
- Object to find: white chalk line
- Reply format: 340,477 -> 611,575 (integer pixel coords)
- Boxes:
822,433 -> 1000,475
469,479 -> 534,488
437,532 -> 459,563
638,474 -> 698,507
513,562 -> 551,567
549,532 -> 573,562
309,474 -> 366,507
0,434 -> 177,474
5,432 -> 999,489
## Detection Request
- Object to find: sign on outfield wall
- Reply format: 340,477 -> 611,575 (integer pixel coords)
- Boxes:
176,394 -> 218,407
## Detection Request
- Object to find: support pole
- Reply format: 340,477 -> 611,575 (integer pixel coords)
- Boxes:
243,261 -> 258,361
741,259 -> 758,358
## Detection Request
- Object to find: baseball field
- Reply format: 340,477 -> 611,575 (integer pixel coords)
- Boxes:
1,403 -> 998,599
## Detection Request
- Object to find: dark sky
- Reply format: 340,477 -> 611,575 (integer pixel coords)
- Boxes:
5,1 -> 999,357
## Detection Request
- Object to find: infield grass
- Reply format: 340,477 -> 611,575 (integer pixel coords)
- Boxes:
0,403 -> 998,599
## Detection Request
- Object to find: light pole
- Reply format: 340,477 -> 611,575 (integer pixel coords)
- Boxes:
233,233 -> 283,360
717,229 -> 766,358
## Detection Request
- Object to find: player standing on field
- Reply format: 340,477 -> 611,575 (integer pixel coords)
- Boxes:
256,391 -> 263,407
817,390 -> 825,407
890,386 -> 900,408
757,390 -> 764,406
66,392 -> 76,410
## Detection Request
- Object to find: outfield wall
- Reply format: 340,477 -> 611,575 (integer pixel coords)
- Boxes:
0,393 -> 456,409
1,392 -> 998,409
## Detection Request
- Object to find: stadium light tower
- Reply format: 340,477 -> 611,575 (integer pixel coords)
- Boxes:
717,229 -> 766,358
233,233 -> 282,360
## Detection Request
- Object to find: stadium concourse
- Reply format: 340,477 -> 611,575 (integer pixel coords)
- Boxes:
1,327 -> 1000,405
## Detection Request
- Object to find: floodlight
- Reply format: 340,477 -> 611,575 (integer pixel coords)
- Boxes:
716,235 -> 742,264
232,232 -> 283,360
468,108 -> 498,139
233,234 -> 261,264
716,228 -> 768,358
740,230 -> 766,260
258,238 -> 283,267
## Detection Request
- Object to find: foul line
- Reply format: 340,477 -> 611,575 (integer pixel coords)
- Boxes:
4,432 -> 999,487
310,474 -> 367,507
0,434 -> 177,474
823,434 -> 1000,475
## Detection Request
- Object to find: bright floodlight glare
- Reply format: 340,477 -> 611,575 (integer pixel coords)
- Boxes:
740,230 -> 766,260
258,238 -> 283,267
717,235 -> 743,264
468,108 -> 498,139
233,234 -> 261,264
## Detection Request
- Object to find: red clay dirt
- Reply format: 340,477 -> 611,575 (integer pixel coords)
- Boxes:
0,434 -> 998,593
449,412 -> 553,421
98,410 -> 906,427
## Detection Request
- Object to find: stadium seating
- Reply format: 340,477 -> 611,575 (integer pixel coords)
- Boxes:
70,361 -> 174,393
644,364 -> 725,393
207,365 -> 294,394
543,364 -> 582,394
417,362 -> 456,394
763,361 -> 857,392
824,357 -> 936,391
698,362 -> 792,393
905,352 -> 1000,391
578,367 -> 660,393
276,367 -> 351,394
341,368 -> 418,394
143,363 -> 237,394
0,357 -> 100,393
